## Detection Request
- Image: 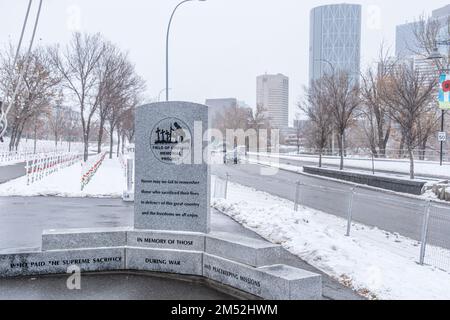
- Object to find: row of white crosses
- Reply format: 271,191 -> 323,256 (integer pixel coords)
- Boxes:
26,152 -> 83,185
0,150 -> 33,164
81,152 -> 107,191
0,148 -> 65,165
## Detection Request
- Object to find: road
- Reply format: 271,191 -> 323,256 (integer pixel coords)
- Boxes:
0,196 -> 362,300
212,163 -> 450,247
0,162 -> 26,184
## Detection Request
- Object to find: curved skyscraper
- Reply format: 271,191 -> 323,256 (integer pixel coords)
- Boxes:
309,4 -> 362,84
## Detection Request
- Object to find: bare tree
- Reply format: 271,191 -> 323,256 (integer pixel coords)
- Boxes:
64,107 -> 81,152
0,45 -> 61,151
299,79 -> 334,167
381,63 -> 437,179
120,106 -> 135,147
47,93 -> 69,148
246,104 -> 270,152
293,114 -> 303,154
322,70 -> 360,170
96,42 -> 124,154
49,33 -> 106,161
102,51 -> 144,159
118,105 -> 136,154
416,107 -> 440,160
360,47 -> 394,157
413,15 -> 450,68
215,105 -> 252,134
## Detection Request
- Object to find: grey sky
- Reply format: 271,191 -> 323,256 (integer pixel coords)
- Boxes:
1,0 -> 449,125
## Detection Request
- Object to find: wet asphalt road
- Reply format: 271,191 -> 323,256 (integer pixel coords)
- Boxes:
0,162 -> 26,184
212,162 -> 450,247
0,196 -> 362,300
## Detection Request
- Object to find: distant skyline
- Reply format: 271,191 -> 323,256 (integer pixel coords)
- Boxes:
1,0 -> 449,126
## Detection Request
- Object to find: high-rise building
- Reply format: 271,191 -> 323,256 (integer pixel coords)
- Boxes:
309,4 -> 362,84
432,4 -> 450,21
256,73 -> 289,129
396,5 -> 450,58
395,21 -> 420,58
205,98 -> 238,122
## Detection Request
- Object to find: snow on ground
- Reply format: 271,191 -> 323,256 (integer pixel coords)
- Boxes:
252,152 -> 450,179
0,138 -> 95,166
0,156 -> 125,198
0,137 -> 84,153
212,179 -> 450,300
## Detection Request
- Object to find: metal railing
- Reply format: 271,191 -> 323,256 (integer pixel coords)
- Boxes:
293,180 -> 450,271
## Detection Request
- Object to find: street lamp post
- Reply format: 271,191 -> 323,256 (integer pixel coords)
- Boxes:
165,0 -> 206,102
427,43 -> 450,166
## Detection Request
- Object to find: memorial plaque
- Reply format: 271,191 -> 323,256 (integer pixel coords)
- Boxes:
135,102 -> 210,233
0,248 -> 125,278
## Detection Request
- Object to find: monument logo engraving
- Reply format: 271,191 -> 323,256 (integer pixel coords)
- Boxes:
150,117 -> 191,165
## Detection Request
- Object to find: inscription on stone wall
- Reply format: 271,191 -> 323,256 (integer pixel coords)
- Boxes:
8,256 -> 122,269
204,263 -> 261,288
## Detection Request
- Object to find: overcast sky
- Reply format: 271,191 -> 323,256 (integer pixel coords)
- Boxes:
1,0 -> 449,125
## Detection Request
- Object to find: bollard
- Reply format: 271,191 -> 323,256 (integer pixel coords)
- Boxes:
419,201 -> 431,265
345,187 -> 356,237
294,181 -> 301,212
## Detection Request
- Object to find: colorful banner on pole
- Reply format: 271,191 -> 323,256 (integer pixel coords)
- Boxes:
439,74 -> 450,110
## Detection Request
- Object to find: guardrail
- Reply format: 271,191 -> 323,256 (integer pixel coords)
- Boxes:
81,152 -> 107,191
26,152 -> 83,185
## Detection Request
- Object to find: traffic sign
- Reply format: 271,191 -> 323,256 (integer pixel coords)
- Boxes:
438,131 -> 447,142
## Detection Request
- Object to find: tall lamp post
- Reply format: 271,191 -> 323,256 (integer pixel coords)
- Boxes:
427,41 -> 450,166
165,0 -> 206,102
